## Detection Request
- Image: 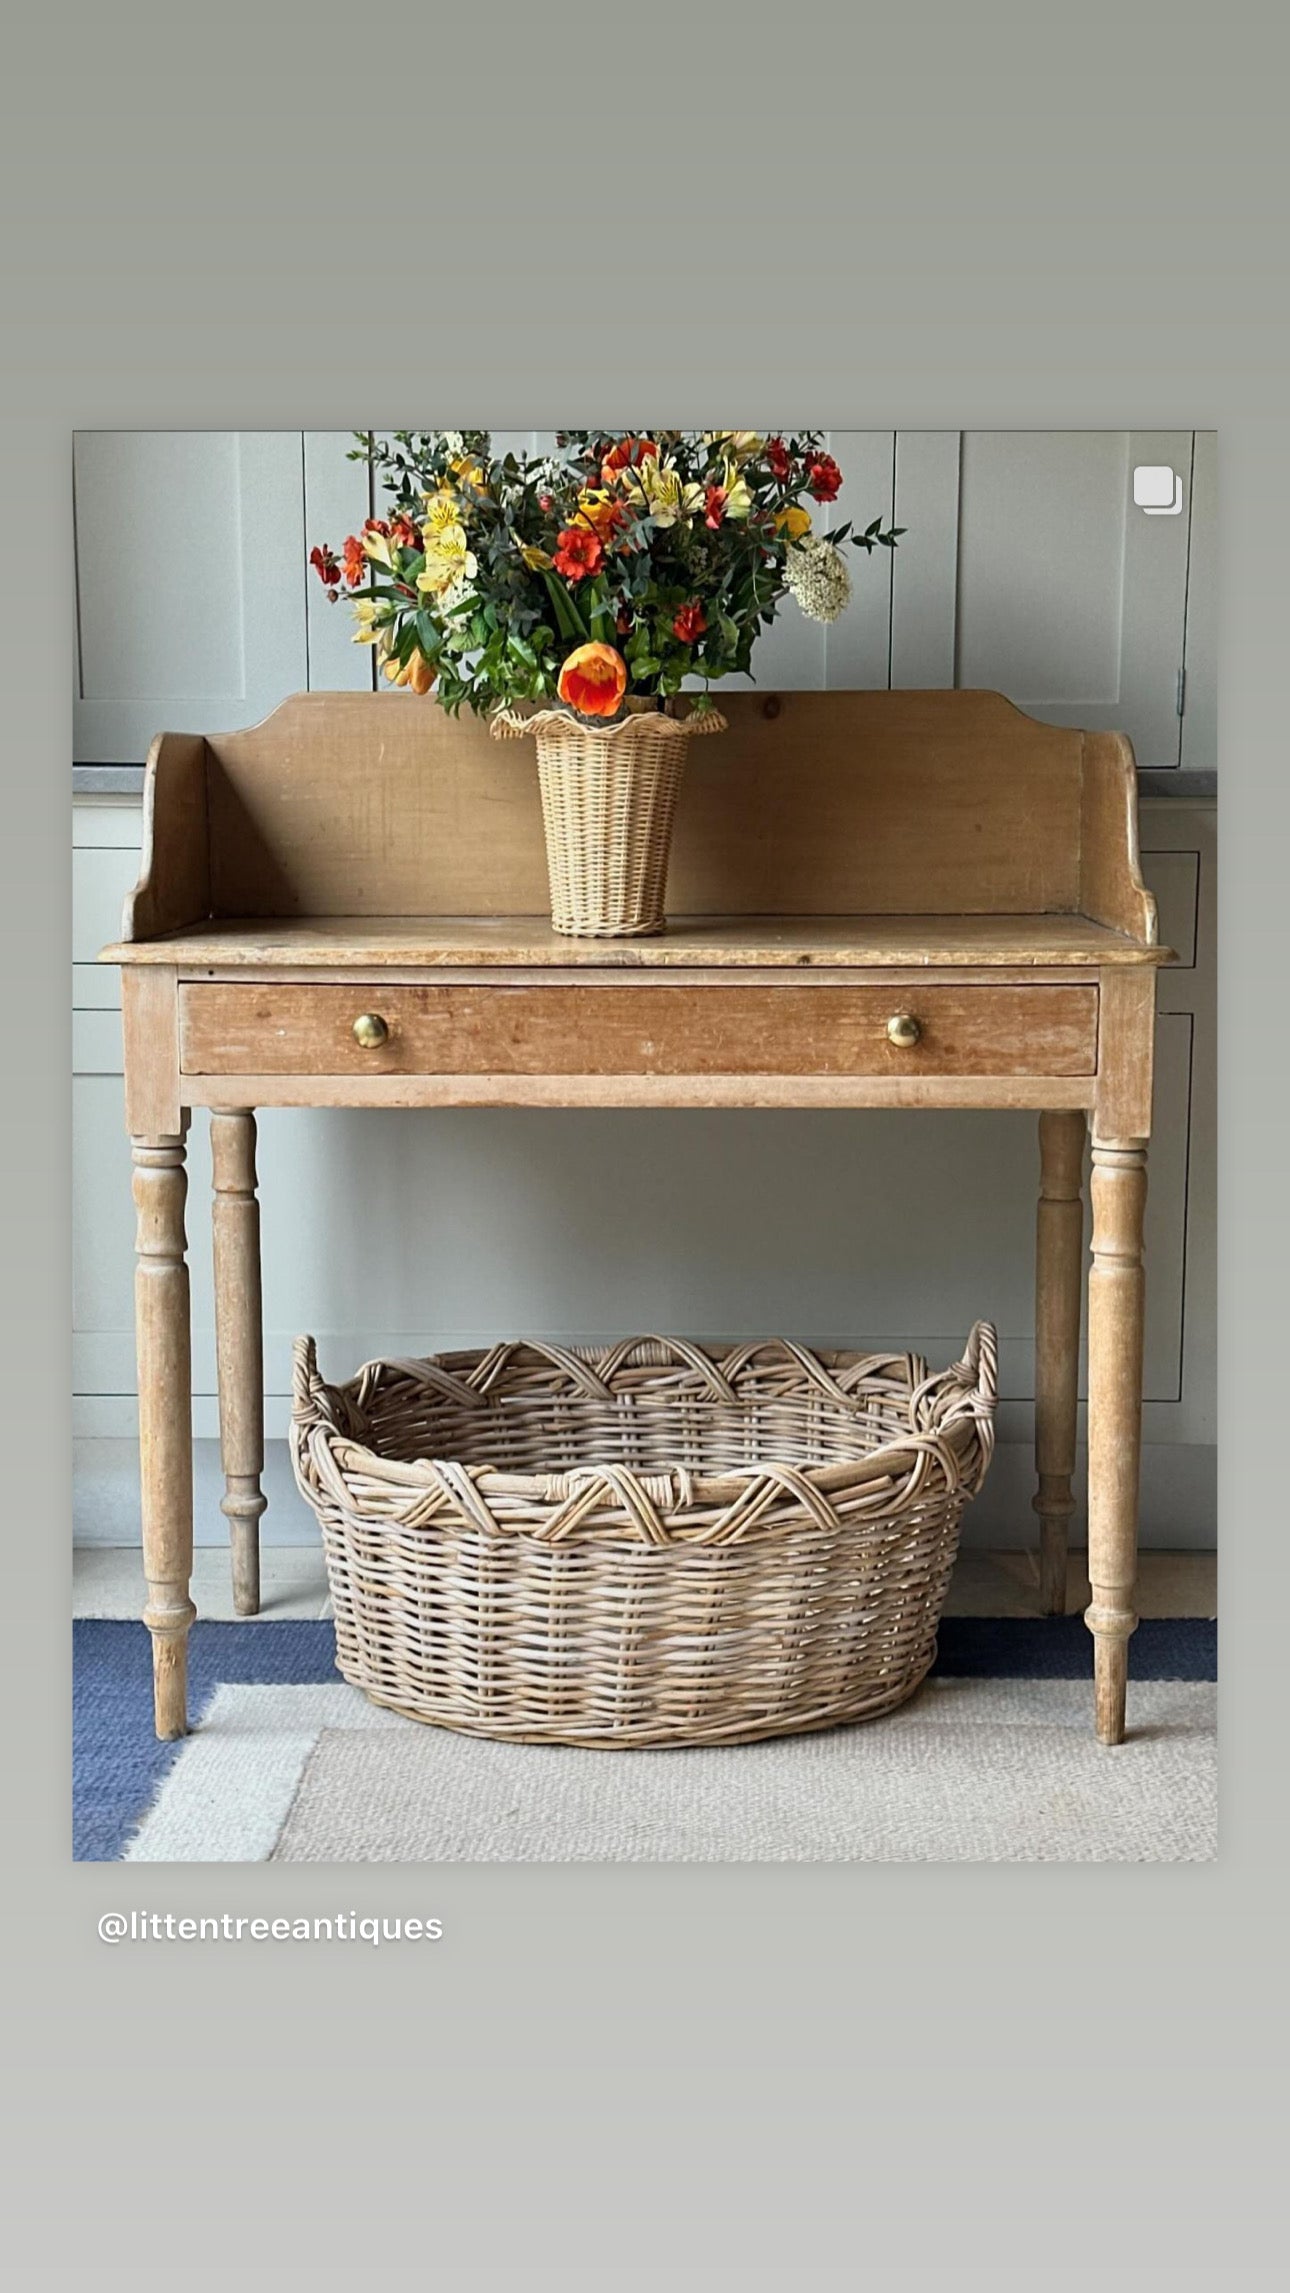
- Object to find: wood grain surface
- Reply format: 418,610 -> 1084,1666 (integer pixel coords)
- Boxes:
106,912 -> 1168,969
113,689 -> 1159,947
179,979 -> 1100,1080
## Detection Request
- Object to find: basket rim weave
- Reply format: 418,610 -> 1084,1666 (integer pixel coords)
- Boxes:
291,1327 -> 997,1551
489,700 -> 726,744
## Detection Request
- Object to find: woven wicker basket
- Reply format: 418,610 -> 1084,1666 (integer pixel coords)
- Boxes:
490,702 -> 725,937
291,1325 -> 997,1748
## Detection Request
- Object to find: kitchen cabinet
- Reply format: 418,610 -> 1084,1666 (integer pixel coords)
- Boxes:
890,429 -> 1214,772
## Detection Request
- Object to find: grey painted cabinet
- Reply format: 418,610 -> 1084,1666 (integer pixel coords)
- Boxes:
890,429 -> 1212,770
74,432 -> 310,763
73,430 -> 376,761
75,429 -> 1217,770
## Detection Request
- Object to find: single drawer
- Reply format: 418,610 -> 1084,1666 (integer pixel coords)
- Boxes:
179,981 -> 1099,1078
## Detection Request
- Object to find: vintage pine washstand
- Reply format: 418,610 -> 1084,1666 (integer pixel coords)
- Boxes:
101,688 -> 1169,1746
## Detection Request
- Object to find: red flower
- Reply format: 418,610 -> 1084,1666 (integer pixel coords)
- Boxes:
806,453 -> 842,502
341,534 -> 366,588
672,601 -> 706,644
601,436 -> 658,487
363,517 -> 391,537
390,515 -> 420,549
703,485 -> 728,529
309,544 -> 341,593
766,436 -> 792,481
552,526 -> 604,582
538,493 -> 554,511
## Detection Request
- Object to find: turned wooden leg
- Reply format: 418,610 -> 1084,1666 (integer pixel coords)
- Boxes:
133,1132 -> 196,1740
1086,1137 -> 1147,1744
1033,1110 -> 1086,1615
211,1110 -> 266,1617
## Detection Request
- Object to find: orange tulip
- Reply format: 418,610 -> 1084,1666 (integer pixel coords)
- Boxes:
557,642 -> 628,719
384,649 -> 435,694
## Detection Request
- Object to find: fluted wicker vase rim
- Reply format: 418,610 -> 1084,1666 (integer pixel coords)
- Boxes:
489,700 -> 726,745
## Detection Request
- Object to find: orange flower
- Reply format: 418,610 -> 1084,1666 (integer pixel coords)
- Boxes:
552,526 -> 604,582
601,436 -> 658,487
384,650 -> 435,694
557,642 -> 628,718
341,534 -> 366,587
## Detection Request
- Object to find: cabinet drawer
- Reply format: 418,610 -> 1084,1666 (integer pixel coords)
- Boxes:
179,981 -> 1099,1078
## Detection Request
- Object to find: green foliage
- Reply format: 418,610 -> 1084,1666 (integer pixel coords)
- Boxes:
311,430 -> 902,719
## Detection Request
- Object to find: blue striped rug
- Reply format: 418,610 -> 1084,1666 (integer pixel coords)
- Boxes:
73,1616 -> 1217,1862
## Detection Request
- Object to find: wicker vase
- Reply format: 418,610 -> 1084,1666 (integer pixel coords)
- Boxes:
491,701 -> 725,937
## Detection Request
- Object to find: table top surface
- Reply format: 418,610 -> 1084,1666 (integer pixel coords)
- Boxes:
103,913 -> 1171,971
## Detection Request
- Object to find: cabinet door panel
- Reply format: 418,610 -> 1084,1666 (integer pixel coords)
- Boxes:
954,429 -> 1191,766
74,431 -> 308,761
73,1010 -> 126,1074
890,432 -> 960,688
72,807 -> 141,1010
73,845 -> 143,979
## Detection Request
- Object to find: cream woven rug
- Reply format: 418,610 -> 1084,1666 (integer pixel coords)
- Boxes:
125,1676 -> 1216,1863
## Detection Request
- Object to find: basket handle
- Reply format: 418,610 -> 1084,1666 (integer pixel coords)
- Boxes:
956,1321 -> 998,1410
292,1335 -> 328,1423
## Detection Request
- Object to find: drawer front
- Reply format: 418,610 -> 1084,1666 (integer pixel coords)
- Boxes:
179,982 -> 1099,1078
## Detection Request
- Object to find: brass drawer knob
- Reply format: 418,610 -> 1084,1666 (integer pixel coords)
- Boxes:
352,1013 -> 389,1048
886,1012 -> 922,1049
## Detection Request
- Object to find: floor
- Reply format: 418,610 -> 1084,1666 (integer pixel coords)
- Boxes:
73,1545 -> 1218,1621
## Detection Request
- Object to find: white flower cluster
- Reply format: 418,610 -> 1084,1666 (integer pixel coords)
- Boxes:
437,430 -> 465,459
438,574 -> 471,617
784,534 -> 852,623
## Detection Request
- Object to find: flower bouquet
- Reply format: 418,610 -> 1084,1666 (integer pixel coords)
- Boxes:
311,430 -> 901,935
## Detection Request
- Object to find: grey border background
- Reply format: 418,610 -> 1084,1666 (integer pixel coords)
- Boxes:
4,3 -> 1286,2279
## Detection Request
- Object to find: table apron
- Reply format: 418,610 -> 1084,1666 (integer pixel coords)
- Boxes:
181,1072 -> 1099,1111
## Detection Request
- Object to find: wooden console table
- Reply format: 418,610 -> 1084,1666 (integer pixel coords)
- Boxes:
102,689 -> 1168,1746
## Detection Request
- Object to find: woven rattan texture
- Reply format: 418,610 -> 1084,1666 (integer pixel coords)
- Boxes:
491,704 -> 725,937
291,1328 -> 997,1747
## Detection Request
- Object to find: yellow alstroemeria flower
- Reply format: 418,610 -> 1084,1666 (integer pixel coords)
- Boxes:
361,528 -> 393,569
417,522 -> 477,598
638,460 -> 705,529
704,431 -> 764,464
422,487 -> 463,540
720,464 -> 754,520
351,598 -> 384,645
519,542 -> 553,571
450,455 -> 487,491
774,504 -> 812,542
